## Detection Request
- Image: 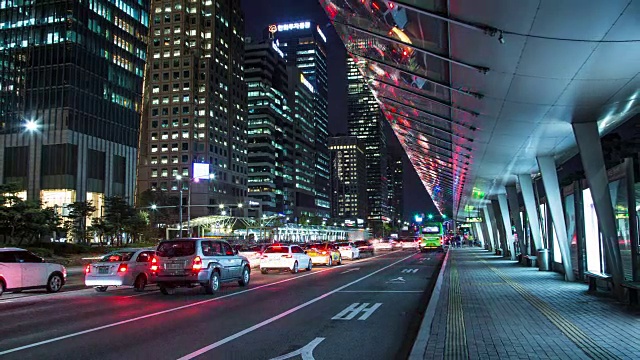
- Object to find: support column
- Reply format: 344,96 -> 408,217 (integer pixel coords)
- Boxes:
487,201 -> 503,253
506,184 -> 526,257
497,193 -> 516,260
474,222 -> 485,247
480,209 -> 493,251
572,122 -> 623,289
537,156 -> 575,281
518,174 -> 544,251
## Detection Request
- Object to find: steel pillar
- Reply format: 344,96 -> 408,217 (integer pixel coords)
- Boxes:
572,122 -> 623,290
488,201 -> 505,253
506,184 -> 527,257
482,206 -> 497,252
497,193 -> 516,260
537,156 -> 575,281
518,174 -> 544,251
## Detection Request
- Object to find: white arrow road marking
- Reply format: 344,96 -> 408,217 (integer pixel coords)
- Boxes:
269,337 -> 325,360
388,276 -> 406,283
427,258 -> 431,261
401,269 -> 419,274
340,267 -> 360,274
331,302 -> 382,321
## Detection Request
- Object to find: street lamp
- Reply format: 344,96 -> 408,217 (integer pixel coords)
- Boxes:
24,120 -> 39,132
175,175 -> 184,236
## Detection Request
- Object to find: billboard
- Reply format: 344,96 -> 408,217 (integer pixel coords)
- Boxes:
193,163 -> 210,180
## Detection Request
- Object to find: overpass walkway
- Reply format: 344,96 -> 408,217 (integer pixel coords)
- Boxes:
411,248 -> 640,360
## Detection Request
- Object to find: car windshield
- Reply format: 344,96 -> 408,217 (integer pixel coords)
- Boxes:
335,242 -> 350,246
264,246 -> 289,253
309,244 -> 327,249
157,241 -> 196,257
100,252 -> 135,262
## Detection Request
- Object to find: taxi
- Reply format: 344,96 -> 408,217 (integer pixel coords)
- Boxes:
305,243 -> 342,266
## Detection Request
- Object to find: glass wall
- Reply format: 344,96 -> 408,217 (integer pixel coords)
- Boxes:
564,193 -> 578,274
609,179 -> 632,280
583,188 -> 604,273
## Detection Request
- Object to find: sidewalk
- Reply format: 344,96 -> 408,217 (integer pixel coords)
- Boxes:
410,248 -> 640,360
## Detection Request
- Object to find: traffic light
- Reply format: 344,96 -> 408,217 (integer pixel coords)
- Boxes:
442,214 -> 447,219
427,214 -> 434,220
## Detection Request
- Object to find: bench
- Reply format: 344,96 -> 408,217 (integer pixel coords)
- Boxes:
524,255 -> 537,267
585,271 -> 613,293
621,282 -> 640,306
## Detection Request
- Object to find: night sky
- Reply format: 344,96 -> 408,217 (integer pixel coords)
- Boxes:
241,0 -> 438,220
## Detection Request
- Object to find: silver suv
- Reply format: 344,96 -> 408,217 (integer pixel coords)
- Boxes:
152,238 -> 250,295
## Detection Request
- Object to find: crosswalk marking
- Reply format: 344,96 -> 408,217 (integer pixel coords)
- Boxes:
401,269 -> 419,274
331,302 -> 382,321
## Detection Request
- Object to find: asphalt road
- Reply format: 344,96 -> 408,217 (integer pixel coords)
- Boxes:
0,250 -> 444,360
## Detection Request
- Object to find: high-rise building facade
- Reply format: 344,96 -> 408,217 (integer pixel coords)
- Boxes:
0,0 -> 149,209
268,21 -> 330,218
244,38 -> 293,216
137,0 -> 248,217
329,136 -> 367,222
387,148 -> 404,225
346,56 -> 388,227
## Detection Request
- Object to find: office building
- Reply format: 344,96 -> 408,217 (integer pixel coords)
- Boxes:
0,0 -> 150,210
346,56 -> 389,227
329,136 -> 367,223
137,0 -> 248,218
268,21 -> 330,218
244,38 -> 294,215
387,148 -> 404,225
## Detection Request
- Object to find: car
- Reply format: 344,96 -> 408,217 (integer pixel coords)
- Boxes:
0,248 -> 66,296
151,238 -> 251,295
306,243 -> 342,266
84,248 -> 156,292
354,240 -> 374,257
259,244 -> 312,274
237,244 -> 269,268
373,240 -> 393,251
401,239 -> 419,251
335,242 -> 360,260
391,240 -> 403,250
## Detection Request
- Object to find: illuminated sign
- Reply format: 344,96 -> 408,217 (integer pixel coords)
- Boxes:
271,41 -> 284,58
192,163 -> 210,180
465,217 -> 483,223
249,200 -> 260,206
276,21 -> 311,32
268,24 -> 278,34
316,25 -> 327,42
300,74 -> 314,93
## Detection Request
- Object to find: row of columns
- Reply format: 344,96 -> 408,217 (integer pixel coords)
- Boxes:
476,122 -> 624,294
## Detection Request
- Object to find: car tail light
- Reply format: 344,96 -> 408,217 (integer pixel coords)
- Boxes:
192,256 -> 203,271
281,254 -> 293,258
118,264 -> 128,273
150,257 -> 159,272
85,264 -> 91,274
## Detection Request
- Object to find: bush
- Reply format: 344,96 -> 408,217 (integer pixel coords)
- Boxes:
32,242 -> 93,256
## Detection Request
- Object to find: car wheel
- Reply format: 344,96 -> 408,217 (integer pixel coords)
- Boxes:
205,271 -> 221,294
159,285 -> 171,295
95,286 -> 108,292
290,261 -> 299,274
238,266 -> 250,286
327,256 -> 332,267
0,280 -> 4,296
337,256 -> 342,265
307,260 -> 312,271
134,274 -> 147,292
260,268 -> 268,274
46,273 -> 63,293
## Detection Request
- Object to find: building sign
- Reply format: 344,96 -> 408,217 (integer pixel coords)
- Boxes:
300,74 -> 314,93
192,163 -> 210,180
465,217 -> 483,223
268,24 -> 278,34
271,41 -> 284,58
316,25 -> 327,42
276,21 -> 311,32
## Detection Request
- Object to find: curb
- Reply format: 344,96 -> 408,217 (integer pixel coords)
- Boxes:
408,249 -> 451,360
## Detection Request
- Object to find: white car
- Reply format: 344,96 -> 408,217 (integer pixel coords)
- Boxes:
0,248 -> 67,296
336,242 -> 360,260
260,244 -> 312,274
401,240 -> 419,251
85,248 -> 155,292
373,240 -> 393,251
238,244 -> 268,268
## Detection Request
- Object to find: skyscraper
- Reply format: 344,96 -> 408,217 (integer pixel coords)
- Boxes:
137,0 -> 248,218
244,38 -> 294,216
0,0 -> 149,209
268,21 -> 330,219
387,148 -> 404,225
329,136 -> 367,223
346,57 -> 388,232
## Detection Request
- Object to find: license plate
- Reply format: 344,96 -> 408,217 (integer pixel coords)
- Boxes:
167,263 -> 182,269
98,267 -> 109,274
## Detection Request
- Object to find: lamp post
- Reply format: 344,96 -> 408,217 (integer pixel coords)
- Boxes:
175,175 -> 183,236
24,120 -> 39,200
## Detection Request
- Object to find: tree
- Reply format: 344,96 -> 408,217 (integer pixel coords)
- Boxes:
65,201 -> 96,243
0,183 -> 23,244
103,196 -> 135,246
0,184 -> 60,245
125,211 -> 151,243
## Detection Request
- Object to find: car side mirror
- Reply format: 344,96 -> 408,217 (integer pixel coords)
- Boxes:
304,250 -> 308,254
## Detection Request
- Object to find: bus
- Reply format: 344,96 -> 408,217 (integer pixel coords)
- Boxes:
420,222 -> 444,252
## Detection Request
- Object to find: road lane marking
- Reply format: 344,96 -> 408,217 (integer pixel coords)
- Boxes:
340,267 -> 360,274
401,269 -> 419,273
331,302 -> 382,321
0,251 -> 406,356
176,253 -> 416,360
269,337 -> 325,360
338,290 -> 422,293
388,276 -> 406,283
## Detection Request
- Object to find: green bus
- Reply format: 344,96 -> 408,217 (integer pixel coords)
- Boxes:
420,222 -> 444,252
